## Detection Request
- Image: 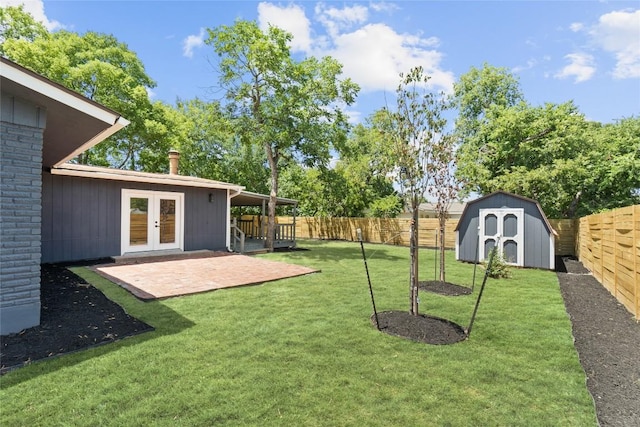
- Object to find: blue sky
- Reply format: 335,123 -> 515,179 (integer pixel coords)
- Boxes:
4,0 -> 640,124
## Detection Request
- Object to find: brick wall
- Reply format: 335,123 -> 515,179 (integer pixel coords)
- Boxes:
0,120 -> 44,335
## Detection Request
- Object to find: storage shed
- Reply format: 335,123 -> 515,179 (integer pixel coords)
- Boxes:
455,191 -> 557,270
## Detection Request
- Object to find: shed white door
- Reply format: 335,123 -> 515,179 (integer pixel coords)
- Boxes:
479,208 -> 524,266
121,190 -> 184,254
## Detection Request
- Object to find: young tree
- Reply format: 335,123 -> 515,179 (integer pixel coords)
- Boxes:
429,133 -> 461,283
380,66 -> 449,315
206,20 -> 358,251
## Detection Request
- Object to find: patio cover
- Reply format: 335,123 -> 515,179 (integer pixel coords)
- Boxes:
231,190 -> 297,207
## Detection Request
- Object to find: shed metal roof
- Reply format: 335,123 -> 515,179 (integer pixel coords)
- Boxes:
454,191 -> 558,236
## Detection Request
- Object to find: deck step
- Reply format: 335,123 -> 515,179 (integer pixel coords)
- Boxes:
111,250 -> 229,265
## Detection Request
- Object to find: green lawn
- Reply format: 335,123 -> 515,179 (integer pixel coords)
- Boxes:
0,240 -> 596,426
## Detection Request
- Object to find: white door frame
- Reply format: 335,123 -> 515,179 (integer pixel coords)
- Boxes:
479,208 -> 524,266
121,189 -> 184,255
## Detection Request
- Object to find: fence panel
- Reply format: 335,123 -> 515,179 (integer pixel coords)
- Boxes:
576,205 -> 640,320
549,219 -> 576,256
280,216 -> 457,249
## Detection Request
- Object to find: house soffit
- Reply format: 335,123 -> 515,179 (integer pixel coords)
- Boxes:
1,58 -> 128,168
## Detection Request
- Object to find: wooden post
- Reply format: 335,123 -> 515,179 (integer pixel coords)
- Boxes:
631,205 -> 640,321
261,199 -> 266,239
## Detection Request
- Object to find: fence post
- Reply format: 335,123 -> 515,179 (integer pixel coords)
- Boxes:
635,206 -> 639,319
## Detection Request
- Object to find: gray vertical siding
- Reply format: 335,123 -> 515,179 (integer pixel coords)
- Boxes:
456,193 -> 554,269
42,172 -> 229,263
1,100 -> 45,334
457,212 -> 479,263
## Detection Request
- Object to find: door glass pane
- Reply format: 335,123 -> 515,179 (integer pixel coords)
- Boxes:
503,214 -> 518,238
130,198 -> 148,245
503,240 -> 518,263
484,239 -> 496,258
159,199 -> 176,244
484,214 -> 497,236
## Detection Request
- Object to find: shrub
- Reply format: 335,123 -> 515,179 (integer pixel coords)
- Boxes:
485,248 -> 512,279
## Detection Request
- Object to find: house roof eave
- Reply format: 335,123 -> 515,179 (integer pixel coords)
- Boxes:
50,163 -> 244,192
1,57 -> 129,167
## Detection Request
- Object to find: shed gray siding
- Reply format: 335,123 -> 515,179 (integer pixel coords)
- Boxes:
457,193 -> 554,270
0,96 -> 45,334
42,172 -> 229,263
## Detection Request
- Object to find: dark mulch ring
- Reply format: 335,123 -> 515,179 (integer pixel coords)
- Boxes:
0,265 -> 153,374
556,256 -> 640,427
373,311 -> 467,345
418,280 -> 473,296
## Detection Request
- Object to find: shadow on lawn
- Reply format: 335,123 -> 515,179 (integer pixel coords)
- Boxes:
285,239 -> 405,263
0,264 -> 194,385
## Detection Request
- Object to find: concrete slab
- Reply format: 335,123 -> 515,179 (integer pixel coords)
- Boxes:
92,254 -> 319,300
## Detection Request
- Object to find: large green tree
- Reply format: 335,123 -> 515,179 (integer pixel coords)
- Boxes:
0,5 -> 47,46
168,98 -> 269,192
453,63 -> 639,217
206,20 -> 359,251
1,6 -> 162,170
453,63 -> 524,192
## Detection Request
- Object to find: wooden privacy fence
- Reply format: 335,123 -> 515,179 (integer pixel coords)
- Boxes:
277,216 -> 457,248
276,216 -> 576,255
576,205 -> 640,320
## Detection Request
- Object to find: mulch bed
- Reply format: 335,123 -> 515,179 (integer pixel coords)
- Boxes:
418,280 -> 473,296
373,311 -> 467,345
0,265 -> 153,374
556,256 -> 640,427
1,258 -> 638,426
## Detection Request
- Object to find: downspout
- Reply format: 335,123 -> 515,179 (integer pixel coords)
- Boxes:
227,187 -> 243,251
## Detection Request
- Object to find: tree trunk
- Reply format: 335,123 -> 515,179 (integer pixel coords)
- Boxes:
265,143 -> 278,252
409,197 -> 419,315
438,217 -> 446,283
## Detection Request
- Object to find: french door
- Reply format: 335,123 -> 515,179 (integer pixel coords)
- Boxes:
479,208 -> 524,266
121,190 -> 184,254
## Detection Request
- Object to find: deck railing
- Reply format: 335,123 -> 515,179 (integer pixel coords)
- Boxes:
230,218 -> 296,252
274,223 -> 295,242
236,219 -> 255,238
230,219 -> 245,253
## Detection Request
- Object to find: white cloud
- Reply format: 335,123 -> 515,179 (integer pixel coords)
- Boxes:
182,28 -> 205,58
326,23 -> 453,93
590,9 -> 640,79
0,0 -> 62,31
512,58 -> 538,74
256,2 -> 454,95
555,53 -> 596,83
258,2 -> 312,52
569,22 -> 584,32
369,1 -> 400,14
315,2 -> 368,38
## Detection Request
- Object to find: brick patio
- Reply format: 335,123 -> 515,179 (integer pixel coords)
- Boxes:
93,253 -> 319,300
